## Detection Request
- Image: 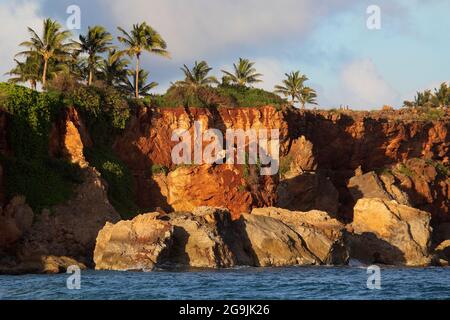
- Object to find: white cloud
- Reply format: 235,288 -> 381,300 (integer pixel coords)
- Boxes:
101,0 -> 355,62
0,1 -> 43,81
337,59 -> 400,109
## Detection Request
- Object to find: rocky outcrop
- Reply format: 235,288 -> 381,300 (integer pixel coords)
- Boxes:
94,213 -> 173,271
49,107 -> 92,168
94,206 -> 351,270
277,172 -> 339,215
166,207 -> 236,268
13,167 -> 121,265
162,165 -> 276,219
251,207 -> 348,265
0,196 -> 34,252
347,159 -> 449,223
347,198 -> 433,266
348,171 -> 410,205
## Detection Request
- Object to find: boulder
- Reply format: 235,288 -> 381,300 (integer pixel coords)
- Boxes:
251,207 -> 348,265
434,240 -> 450,265
94,214 -> 173,271
348,171 -> 410,205
347,198 -> 433,266
166,207 -> 236,268
235,213 -> 318,267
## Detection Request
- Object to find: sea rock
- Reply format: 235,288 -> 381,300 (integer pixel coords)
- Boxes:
347,198 -> 433,266
0,255 -> 86,275
434,240 -> 450,264
235,213 -> 318,267
166,207 -> 236,268
94,214 -> 173,271
251,207 -> 348,265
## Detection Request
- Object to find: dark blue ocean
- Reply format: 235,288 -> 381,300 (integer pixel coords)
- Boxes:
0,266 -> 449,300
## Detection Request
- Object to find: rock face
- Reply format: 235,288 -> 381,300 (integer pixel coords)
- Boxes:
251,207 -> 348,265
277,172 -> 339,216
163,165 -> 276,219
348,198 -> 433,266
94,214 -> 173,271
113,106 -> 285,217
113,107 -> 449,222
0,196 -> 34,252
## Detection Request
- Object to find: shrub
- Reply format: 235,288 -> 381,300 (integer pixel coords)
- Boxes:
149,84 -> 286,108
151,164 -> 169,176
0,83 -> 83,211
85,147 -> 139,219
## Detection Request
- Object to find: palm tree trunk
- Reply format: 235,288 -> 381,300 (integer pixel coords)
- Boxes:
88,70 -> 93,86
42,58 -> 48,89
30,80 -> 37,90
135,54 -> 140,98
301,102 -> 305,110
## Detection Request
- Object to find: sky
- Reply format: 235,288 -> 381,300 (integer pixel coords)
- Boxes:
0,0 -> 449,109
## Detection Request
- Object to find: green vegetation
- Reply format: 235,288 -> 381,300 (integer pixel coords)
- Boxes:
279,155 -> 294,179
425,159 -> 449,177
73,25 -> 113,86
85,147 -> 139,219
221,58 -> 263,87
0,83 -> 82,211
150,84 -> 285,108
116,22 -> 169,98
151,164 -> 169,176
274,71 -> 317,109
403,82 -> 450,109
397,163 -> 415,178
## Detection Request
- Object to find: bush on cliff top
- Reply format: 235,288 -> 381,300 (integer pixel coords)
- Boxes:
148,84 -> 286,108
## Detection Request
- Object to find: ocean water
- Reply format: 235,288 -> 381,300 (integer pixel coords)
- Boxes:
0,266 -> 449,300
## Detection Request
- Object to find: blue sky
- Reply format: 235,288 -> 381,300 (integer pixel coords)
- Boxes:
0,0 -> 449,109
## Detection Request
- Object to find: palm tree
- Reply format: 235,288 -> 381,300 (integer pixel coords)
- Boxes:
6,55 -> 41,90
100,49 -> 130,86
116,22 -> 169,98
433,82 -> 449,108
414,90 -> 433,108
274,71 -> 308,103
17,18 -> 74,88
176,60 -> 218,88
74,25 -> 113,85
120,69 -> 158,97
299,87 -> 318,109
221,58 -> 262,87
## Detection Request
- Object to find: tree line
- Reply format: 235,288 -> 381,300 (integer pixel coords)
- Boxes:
7,18 -> 318,108
403,83 -> 449,109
